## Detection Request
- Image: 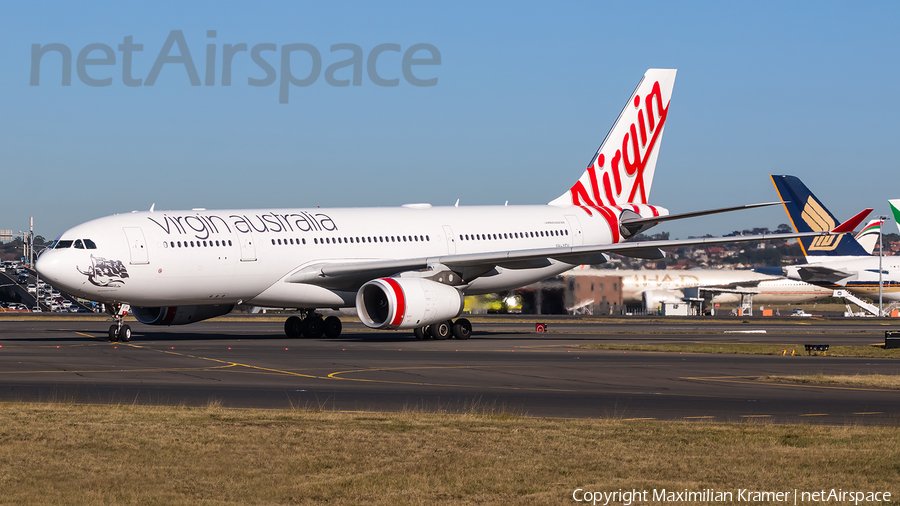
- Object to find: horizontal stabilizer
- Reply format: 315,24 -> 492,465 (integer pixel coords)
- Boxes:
793,264 -> 855,283
830,208 -> 873,233
619,201 -> 784,236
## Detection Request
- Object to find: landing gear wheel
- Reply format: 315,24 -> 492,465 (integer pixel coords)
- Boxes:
413,327 -> 426,340
323,316 -> 342,338
118,325 -> 132,342
422,325 -> 433,340
430,320 -> 451,340
305,316 -> 325,338
285,316 -> 302,337
451,318 -> 472,340
108,325 -> 119,342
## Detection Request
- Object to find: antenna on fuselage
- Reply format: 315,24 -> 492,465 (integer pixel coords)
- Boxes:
455,199 -> 459,207
149,203 -> 155,212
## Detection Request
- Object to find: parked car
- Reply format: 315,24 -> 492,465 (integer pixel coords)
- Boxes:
62,300 -> 73,308
31,306 -> 42,313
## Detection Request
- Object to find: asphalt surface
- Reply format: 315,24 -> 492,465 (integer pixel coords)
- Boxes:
1,315 -> 899,425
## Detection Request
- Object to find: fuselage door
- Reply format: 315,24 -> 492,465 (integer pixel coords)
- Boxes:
123,227 -> 150,264
442,225 -> 456,254
565,215 -> 584,246
239,232 -> 256,262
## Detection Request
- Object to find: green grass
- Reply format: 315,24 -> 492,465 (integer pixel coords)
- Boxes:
0,403 -> 898,505
761,374 -> 900,390
579,342 -> 900,358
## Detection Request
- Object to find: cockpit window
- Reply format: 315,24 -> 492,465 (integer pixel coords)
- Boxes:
55,240 -> 73,249
74,239 -> 84,249
83,239 -> 97,249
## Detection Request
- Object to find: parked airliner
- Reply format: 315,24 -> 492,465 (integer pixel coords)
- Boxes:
768,175 -> 895,301
610,269 -> 832,307
36,70 -> 856,342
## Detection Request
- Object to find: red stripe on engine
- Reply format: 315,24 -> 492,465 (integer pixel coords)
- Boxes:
163,306 -> 177,324
383,278 -> 406,327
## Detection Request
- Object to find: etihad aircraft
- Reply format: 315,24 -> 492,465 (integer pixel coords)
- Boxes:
769,175 -> 898,301
36,70 -> 854,342
609,269 -> 832,307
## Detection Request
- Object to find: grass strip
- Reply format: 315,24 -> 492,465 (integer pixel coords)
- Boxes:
579,343 -> 900,358
0,403 -> 898,505
760,374 -> 900,390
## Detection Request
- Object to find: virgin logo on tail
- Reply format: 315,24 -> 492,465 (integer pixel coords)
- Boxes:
572,81 -> 668,207
550,69 -> 676,212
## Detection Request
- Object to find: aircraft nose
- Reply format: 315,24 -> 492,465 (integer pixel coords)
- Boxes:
36,251 -> 65,285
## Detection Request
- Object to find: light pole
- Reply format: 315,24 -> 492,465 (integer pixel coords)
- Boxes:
879,215 -> 888,317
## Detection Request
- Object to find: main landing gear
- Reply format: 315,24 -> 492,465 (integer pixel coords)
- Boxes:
284,310 -> 342,338
106,303 -> 131,343
413,318 -> 471,341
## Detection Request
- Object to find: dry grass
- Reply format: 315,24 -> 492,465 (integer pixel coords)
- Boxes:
761,374 -> 900,390
0,403 -> 897,505
579,342 -> 900,358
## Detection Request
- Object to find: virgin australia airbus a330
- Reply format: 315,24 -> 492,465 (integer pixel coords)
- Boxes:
36,69 -> 863,342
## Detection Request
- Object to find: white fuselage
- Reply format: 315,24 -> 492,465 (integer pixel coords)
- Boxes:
579,269 -> 832,304
788,256 -> 900,302
36,203 -> 664,309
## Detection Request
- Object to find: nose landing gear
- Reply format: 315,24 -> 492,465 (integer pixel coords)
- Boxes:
106,303 -> 132,342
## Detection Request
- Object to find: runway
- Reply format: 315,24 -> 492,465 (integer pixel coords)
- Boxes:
1,316 -> 899,425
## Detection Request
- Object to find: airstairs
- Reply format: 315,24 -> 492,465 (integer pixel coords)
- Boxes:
833,289 -> 879,316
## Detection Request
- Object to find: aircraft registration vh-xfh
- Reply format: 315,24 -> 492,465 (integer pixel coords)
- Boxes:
36,69 -> 864,342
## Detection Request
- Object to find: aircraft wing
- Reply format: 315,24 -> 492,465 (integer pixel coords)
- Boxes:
286,230 -> 839,290
792,264 -> 856,283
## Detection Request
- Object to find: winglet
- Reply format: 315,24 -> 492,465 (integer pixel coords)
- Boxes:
831,208 -> 873,233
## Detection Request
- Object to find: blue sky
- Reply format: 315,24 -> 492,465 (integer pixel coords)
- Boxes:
2,1 -> 898,240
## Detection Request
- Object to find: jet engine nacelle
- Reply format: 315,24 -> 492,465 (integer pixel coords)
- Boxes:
641,290 -> 684,312
131,304 -> 234,325
356,277 -> 464,330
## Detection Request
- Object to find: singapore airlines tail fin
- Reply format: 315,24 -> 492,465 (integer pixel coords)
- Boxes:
770,175 -> 870,258
549,68 -> 677,208
855,219 -> 884,255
